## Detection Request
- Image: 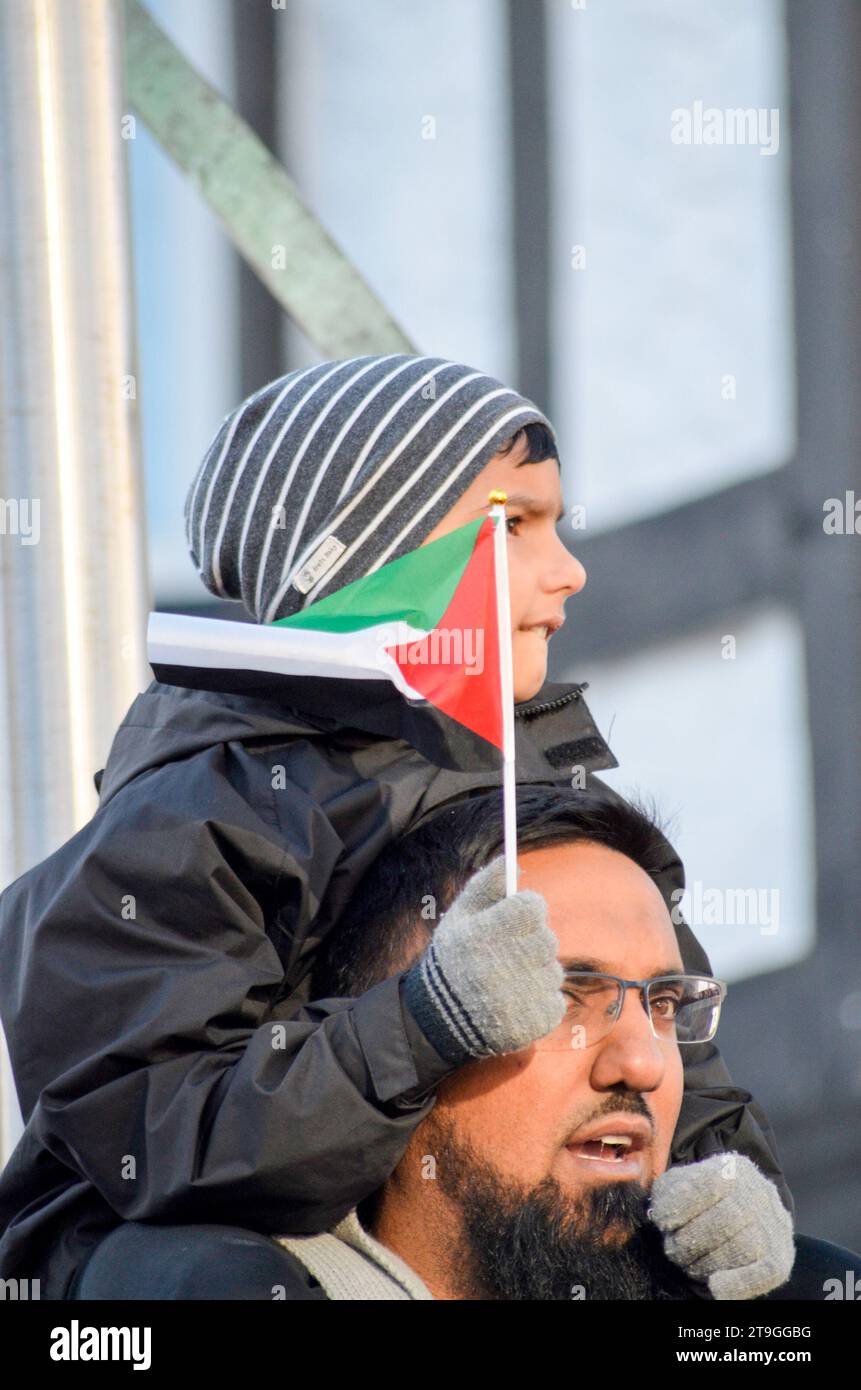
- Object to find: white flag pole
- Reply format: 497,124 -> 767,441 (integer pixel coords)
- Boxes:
489,492 -> 518,897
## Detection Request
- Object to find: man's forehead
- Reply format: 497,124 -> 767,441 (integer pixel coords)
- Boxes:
517,841 -> 684,972
557,954 -> 685,981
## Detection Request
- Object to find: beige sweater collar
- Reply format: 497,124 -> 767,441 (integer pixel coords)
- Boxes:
274,1211 -> 435,1301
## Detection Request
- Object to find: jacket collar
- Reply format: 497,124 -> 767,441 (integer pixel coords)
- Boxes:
280,673 -> 618,780
510,679 -> 618,778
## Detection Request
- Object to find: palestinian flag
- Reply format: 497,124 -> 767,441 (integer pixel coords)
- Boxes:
148,516 -> 506,770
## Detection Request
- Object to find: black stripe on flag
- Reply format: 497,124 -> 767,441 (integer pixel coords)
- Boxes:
150,662 -> 504,772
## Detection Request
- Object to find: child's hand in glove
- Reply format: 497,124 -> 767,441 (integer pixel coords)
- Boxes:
647,1152 -> 795,1299
401,853 -> 565,1064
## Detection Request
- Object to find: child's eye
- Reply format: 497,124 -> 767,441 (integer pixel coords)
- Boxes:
506,515 -> 523,535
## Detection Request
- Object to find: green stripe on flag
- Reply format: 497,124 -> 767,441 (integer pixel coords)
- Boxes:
271,518 -> 483,634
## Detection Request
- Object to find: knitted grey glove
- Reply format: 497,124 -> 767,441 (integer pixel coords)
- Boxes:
401,853 -> 566,1064
647,1153 -> 795,1299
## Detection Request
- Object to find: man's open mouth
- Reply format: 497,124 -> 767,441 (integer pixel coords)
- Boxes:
567,1137 -> 637,1163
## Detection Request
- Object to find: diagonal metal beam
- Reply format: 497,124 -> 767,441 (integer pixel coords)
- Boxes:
122,0 -> 416,358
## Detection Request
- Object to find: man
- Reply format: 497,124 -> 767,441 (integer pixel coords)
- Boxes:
74,786 -> 858,1301
281,785 -> 791,1300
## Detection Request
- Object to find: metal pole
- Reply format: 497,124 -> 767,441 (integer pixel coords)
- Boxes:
0,0 -> 150,1161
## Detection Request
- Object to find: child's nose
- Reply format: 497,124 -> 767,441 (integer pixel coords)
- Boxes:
548,538 -> 587,597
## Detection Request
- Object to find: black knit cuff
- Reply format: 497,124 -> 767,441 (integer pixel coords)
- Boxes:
400,957 -> 472,1066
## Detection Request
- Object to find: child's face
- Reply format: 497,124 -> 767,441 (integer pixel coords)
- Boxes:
418,434 -> 586,701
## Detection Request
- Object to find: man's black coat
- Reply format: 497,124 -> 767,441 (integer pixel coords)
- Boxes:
0,674 -> 793,1298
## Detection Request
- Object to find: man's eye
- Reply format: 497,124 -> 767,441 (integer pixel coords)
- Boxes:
652,994 -> 681,1018
506,515 -> 523,535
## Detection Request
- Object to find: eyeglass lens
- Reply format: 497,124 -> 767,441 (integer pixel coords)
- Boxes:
532,973 -> 724,1051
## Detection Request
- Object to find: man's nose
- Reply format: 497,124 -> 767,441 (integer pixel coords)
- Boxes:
588,988 -> 668,1093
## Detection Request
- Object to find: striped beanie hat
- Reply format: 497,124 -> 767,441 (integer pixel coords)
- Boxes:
184,353 -> 559,624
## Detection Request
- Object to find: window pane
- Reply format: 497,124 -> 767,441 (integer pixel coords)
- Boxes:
569,604 -> 816,982
547,0 -> 795,533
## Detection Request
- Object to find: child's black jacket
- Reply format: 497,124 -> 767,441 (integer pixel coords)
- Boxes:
0,675 -> 793,1297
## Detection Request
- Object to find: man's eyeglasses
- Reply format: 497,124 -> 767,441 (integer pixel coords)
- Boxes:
533,971 -> 728,1051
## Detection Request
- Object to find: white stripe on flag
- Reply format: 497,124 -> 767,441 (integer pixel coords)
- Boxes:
147,612 -> 429,703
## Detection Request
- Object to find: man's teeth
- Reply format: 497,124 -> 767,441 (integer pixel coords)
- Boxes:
574,1135 -> 634,1161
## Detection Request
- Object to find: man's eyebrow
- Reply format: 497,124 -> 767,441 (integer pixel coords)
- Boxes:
473,492 -> 566,523
559,957 -> 686,979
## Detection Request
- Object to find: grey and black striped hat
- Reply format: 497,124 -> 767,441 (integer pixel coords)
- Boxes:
184,353 -> 560,624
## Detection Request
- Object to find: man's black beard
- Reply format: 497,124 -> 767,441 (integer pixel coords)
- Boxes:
424,1120 -> 698,1301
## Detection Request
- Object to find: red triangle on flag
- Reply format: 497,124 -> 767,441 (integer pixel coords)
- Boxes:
385,517 -> 503,750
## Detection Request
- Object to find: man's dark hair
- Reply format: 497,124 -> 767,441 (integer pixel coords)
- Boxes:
498,421 -> 558,465
312,784 -> 672,1000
